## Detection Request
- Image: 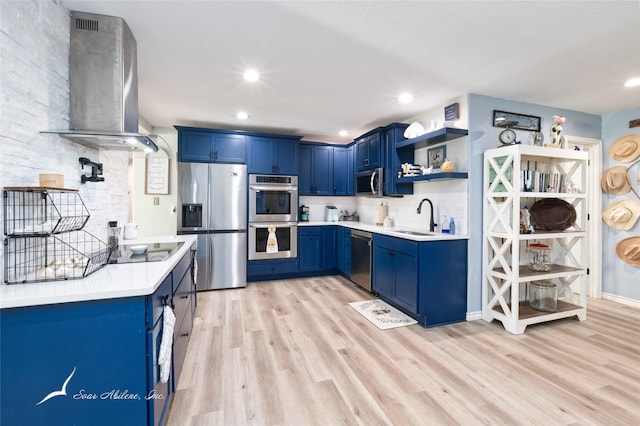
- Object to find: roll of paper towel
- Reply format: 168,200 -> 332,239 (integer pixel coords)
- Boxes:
377,202 -> 387,225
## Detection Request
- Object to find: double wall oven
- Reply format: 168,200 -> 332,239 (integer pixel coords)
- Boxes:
248,175 -> 298,260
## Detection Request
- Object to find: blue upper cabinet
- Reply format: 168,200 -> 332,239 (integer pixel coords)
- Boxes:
355,130 -> 382,172
299,143 -> 334,195
384,123 -> 413,195
215,134 -> 247,163
300,143 -> 354,196
333,145 -> 355,196
176,127 -> 246,163
248,136 -> 300,175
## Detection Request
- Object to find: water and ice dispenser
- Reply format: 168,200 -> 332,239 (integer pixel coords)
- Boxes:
181,204 -> 203,228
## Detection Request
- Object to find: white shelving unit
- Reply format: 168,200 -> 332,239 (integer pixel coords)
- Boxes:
482,145 -> 589,334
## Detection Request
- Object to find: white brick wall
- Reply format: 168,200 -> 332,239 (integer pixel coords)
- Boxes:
1,0 -> 131,283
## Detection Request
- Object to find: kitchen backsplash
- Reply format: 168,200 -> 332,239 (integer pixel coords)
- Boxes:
301,177 -> 468,235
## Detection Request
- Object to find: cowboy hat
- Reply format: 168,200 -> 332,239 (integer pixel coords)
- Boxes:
615,236 -> 640,267
609,134 -> 640,163
601,166 -> 631,195
602,200 -> 640,230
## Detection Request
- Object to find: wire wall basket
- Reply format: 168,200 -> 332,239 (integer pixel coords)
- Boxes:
3,188 -> 90,236
4,230 -> 112,284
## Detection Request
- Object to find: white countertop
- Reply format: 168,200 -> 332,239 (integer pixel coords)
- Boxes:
0,235 -> 197,310
298,221 -> 468,241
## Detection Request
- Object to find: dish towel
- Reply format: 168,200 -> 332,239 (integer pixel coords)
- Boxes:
158,305 -> 176,383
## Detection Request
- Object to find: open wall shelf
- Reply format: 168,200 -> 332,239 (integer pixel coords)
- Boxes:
396,127 -> 468,150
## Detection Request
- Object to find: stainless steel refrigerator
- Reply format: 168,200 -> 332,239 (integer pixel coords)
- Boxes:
178,162 -> 247,290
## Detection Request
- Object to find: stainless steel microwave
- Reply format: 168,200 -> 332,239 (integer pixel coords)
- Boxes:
356,167 -> 384,197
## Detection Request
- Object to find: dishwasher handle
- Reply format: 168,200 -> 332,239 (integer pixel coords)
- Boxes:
351,230 -> 372,247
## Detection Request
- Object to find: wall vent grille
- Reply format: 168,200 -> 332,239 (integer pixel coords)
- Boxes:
75,18 -> 98,32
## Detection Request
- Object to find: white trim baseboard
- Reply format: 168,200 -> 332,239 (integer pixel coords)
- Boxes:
602,293 -> 640,308
466,311 -> 482,321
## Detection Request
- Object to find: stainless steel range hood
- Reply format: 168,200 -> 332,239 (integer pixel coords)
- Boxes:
43,11 -> 158,152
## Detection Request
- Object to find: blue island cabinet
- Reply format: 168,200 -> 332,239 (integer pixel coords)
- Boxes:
0,248 -> 196,426
373,234 -> 467,327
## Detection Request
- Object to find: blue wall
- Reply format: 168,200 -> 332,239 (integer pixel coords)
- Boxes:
601,108 -> 640,301
466,94 -> 601,312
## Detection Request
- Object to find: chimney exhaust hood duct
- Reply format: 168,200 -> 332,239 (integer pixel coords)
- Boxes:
43,11 -> 158,152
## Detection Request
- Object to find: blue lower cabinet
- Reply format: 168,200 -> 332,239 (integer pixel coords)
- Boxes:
0,298 -> 151,426
337,227 -> 351,276
0,248 -> 196,426
247,258 -> 299,279
321,227 -> 337,270
418,239 -> 468,327
373,235 -> 467,327
373,236 -> 418,313
299,227 -> 322,272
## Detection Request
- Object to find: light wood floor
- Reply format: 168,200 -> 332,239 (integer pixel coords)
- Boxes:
166,275 -> 640,426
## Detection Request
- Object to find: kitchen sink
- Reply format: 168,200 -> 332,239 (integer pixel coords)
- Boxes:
394,230 -> 438,236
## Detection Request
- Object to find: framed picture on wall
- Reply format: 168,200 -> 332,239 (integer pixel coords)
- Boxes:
427,146 -> 446,168
145,155 -> 169,195
493,110 -> 541,131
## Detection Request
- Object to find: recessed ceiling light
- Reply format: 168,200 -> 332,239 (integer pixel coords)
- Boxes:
398,93 -> 413,103
236,111 -> 249,120
339,130 -> 348,137
624,77 -> 640,87
243,69 -> 260,82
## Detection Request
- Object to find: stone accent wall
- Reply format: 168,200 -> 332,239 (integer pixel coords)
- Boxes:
1,0 -> 130,282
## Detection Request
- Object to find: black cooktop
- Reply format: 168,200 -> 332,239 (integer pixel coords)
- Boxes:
108,242 -> 184,264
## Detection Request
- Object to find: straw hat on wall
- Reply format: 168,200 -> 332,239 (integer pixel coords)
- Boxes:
615,236 -> 640,267
601,166 -> 631,195
609,134 -> 640,163
602,200 -> 640,230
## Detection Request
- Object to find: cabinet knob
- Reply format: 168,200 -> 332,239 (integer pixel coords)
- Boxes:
181,295 -> 188,299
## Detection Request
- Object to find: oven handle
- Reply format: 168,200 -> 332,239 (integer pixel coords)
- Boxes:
249,185 -> 296,192
249,222 -> 298,228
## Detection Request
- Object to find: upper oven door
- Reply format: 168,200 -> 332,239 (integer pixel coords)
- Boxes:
249,175 -> 298,222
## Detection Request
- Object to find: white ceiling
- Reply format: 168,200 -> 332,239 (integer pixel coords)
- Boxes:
62,0 -> 640,143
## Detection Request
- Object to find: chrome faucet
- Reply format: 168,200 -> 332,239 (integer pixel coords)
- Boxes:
416,198 -> 437,232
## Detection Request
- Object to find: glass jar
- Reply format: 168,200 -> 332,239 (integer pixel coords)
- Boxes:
527,242 -> 550,272
529,280 -> 557,312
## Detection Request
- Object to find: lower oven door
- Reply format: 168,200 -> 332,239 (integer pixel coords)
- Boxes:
248,222 -> 298,260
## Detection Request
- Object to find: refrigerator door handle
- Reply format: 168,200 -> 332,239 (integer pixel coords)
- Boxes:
208,234 -> 215,286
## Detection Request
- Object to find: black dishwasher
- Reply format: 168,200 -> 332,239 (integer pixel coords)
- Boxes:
350,230 -> 372,292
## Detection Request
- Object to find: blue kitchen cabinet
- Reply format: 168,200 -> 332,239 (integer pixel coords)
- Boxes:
418,239 -> 468,327
247,258 -> 299,280
0,247 -> 197,426
176,127 -> 246,163
337,227 -> 351,276
248,136 -> 299,175
333,144 -> 355,196
372,234 -> 467,326
299,144 -> 334,195
321,226 -> 337,270
355,130 -> 382,172
299,227 -> 322,271
373,235 -> 418,313
384,123 -> 413,195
